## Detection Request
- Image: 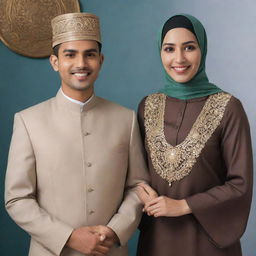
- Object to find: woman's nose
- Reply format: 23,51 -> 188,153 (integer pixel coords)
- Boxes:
175,49 -> 185,63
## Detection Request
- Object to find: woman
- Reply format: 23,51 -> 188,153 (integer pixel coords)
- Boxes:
136,14 -> 253,256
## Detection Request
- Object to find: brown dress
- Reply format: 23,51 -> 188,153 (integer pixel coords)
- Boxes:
137,94 -> 253,256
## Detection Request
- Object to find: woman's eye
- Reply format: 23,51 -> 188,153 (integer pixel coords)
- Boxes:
164,47 -> 174,52
185,45 -> 196,51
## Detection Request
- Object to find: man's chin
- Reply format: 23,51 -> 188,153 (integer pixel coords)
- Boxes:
70,84 -> 92,91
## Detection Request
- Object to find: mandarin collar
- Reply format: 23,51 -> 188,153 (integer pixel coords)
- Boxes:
56,89 -> 97,113
166,95 -> 209,103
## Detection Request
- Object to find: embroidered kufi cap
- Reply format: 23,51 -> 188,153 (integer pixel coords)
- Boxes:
51,12 -> 101,48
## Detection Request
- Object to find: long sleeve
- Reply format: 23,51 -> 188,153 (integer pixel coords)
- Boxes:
5,113 -> 73,256
186,97 -> 253,248
107,111 -> 149,246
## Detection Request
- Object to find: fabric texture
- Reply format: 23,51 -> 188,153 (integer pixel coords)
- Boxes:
137,95 -> 253,256
159,14 -> 223,100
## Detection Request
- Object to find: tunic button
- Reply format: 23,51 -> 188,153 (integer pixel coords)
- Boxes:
84,131 -> 90,136
88,187 -> 94,192
89,210 -> 95,215
87,162 -> 92,167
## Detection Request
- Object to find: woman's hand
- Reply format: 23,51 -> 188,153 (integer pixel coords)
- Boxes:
144,196 -> 192,217
136,183 -> 158,205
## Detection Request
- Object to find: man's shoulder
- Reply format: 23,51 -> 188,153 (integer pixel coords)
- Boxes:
18,96 -> 55,118
96,96 -> 134,114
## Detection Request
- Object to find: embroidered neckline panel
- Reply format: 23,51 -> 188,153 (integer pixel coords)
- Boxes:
144,92 -> 232,186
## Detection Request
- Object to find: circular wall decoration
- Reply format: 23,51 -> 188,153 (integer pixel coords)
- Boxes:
0,0 -> 80,58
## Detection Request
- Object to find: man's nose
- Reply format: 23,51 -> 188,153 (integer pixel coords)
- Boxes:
76,55 -> 87,68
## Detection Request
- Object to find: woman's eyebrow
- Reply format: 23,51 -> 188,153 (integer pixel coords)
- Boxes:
162,40 -> 197,47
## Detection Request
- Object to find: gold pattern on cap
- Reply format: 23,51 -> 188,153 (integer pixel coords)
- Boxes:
51,12 -> 101,47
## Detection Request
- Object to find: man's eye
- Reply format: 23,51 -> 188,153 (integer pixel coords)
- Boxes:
86,53 -> 96,57
65,54 -> 74,57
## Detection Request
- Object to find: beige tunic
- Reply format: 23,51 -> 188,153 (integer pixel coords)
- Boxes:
5,89 -> 149,256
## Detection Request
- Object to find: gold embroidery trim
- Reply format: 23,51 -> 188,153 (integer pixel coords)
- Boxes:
144,92 -> 231,186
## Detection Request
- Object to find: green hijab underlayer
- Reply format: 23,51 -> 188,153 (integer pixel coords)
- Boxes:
159,14 -> 223,100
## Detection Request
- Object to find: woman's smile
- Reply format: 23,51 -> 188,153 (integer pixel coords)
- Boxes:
171,65 -> 191,74
161,28 -> 201,83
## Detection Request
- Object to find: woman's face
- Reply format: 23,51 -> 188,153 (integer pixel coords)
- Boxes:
161,27 -> 201,83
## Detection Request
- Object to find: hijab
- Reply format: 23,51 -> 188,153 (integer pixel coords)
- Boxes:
159,14 -> 223,100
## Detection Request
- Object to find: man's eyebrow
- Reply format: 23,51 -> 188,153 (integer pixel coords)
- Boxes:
63,49 -> 77,53
84,48 -> 98,53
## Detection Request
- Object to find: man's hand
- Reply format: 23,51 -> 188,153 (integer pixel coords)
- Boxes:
93,225 -> 119,249
66,226 -> 109,256
135,183 -> 158,205
144,196 -> 192,217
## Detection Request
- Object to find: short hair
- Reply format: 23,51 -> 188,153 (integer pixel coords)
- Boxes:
52,42 -> 102,57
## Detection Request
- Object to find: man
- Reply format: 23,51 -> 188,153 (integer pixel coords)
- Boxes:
5,12 -> 148,256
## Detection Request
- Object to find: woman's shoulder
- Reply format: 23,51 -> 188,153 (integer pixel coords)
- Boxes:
138,93 -> 160,120
221,93 -> 249,127
138,95 -> 148,107
138,93 -> 164,107
225,93 -> 246,116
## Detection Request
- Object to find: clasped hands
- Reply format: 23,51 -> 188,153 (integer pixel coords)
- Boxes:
136,183 -> 191,217
67,225 -> 119,256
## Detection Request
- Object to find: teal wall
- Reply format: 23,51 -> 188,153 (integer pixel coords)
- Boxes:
1,0 -> 256,255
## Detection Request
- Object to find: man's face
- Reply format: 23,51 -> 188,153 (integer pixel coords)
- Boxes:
50,40 -> 104,93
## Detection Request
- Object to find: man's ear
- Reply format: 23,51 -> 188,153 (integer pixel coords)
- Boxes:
100,53 -> 104,66
49,54 -> 59,71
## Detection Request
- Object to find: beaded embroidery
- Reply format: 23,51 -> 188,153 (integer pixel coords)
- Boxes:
144,92 -> 231,186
